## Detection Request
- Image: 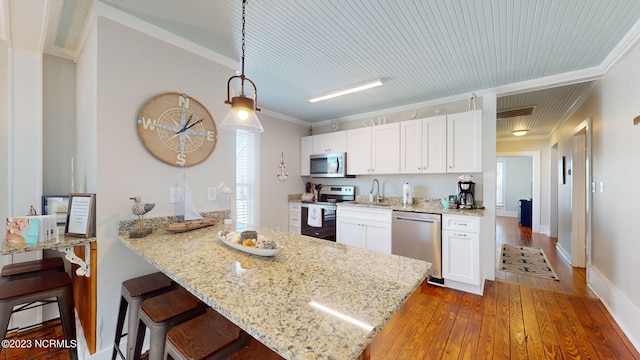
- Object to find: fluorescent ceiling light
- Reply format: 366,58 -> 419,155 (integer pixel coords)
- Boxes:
308,301 -> 374,331
309,80 -> 383,103
512,130 -> 528,136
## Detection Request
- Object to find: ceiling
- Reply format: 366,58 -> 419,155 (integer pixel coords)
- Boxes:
5,0 -> 640,139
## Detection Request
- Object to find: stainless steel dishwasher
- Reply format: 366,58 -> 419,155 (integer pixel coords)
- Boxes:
392,211 -> 443,284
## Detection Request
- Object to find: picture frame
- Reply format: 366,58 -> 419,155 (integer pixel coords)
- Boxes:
41,195 -> 70,226
64,193 -> 96,238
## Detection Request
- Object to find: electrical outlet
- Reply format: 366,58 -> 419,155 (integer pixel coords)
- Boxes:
169,187 -> 181,203
207,187 -> 217,201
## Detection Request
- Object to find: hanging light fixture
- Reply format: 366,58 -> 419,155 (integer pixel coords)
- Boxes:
220,0 -> 263,133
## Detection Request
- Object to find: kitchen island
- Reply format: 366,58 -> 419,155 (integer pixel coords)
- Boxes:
119,220 -> 430,360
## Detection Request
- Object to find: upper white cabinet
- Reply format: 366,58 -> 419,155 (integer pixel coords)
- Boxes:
400,116 -> 447,173
311,132 -> 346,155
300,136 -> 312,176
347,123 -> 399,175
446,110 -> 482,173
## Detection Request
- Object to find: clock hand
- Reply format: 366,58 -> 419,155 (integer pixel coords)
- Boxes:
182,118 -> 203,132
176,114 -> 194,134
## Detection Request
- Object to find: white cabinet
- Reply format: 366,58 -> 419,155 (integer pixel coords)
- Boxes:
288,202 -> 301,234
446,110 -> 482,173
337,207 -> 392,254
400,116 -> 447,173
346,123 -> 399,175
442,215 -> 480,286
300,136 -> 312,176
311,132 -> 346,155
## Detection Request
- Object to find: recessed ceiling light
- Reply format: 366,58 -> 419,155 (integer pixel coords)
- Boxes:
512,130 -> 528,136
309,80 -> 383,103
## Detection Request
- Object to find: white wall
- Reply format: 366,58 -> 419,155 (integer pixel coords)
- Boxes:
498,156 -> 532,214
550,41 -> 640,350
43,54 -> 76,196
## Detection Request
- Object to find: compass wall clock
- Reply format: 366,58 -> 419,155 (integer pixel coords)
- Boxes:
137,92 -> 217,167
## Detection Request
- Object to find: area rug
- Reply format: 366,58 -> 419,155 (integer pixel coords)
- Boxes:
500,244 -> 559,280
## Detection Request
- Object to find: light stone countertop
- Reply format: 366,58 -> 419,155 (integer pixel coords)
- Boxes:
119,222 -> 430,360
1,235 -> 96,255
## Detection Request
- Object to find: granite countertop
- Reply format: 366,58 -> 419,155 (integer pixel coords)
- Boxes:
289,194 -> 485,217
119,222 -> 430,360
1,235 -> 96,255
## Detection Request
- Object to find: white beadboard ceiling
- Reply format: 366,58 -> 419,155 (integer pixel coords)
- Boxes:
6,0 -> 640,139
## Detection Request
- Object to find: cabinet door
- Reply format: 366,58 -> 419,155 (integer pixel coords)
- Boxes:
422,116 -> 447,173
300,136 -> 312,176
364,222 -> 391,254
371,123 -> 399,174
400,119 -> 422,174
312,132 -> 346,154
346,127 -> 372,175
442,229 -> 480,285
337,217 -> 364,248
446,110 -> 482,173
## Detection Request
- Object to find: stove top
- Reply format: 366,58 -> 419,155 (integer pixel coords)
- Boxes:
304,185 -> 355,205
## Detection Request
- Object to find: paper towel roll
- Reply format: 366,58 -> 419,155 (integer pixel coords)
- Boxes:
403,183 -> 412,205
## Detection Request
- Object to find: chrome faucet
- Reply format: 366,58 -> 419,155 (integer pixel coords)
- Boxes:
370,178 -> 383,203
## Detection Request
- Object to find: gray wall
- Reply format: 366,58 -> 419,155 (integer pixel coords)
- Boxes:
499,156 -> 532,213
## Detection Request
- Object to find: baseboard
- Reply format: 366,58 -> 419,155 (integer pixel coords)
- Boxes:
555,243 -> 572,266
538,225 -> 550,236
444,278 -> 484,296
587,265 -> 640,353
496,210 -> 518,217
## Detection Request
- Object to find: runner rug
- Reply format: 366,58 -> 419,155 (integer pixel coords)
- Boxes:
500,244 -> 559,280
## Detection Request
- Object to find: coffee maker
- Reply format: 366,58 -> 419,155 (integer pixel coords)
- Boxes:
457,181 -> 475,209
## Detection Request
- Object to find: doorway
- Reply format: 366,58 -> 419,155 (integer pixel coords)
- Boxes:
496,151 -> 540,233
570,118 -> 592,268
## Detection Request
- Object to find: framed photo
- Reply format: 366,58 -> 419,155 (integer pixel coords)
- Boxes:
42,195 -> 70,226
64,193 -> 96,238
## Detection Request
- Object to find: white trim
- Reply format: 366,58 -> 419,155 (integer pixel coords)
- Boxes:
496,151 -> 541,234
555,242 -> 572,266
538,225 -> 550,237
496,210 -> 518,218
600,15 -> 640,73
260,108 -> 309,127
588,265 -> 640,353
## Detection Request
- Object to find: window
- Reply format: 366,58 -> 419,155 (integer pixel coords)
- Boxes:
235,130 -> 260,226
496,159 -> 506,207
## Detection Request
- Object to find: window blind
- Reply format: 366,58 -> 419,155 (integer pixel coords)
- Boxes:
235,130 -> 259,226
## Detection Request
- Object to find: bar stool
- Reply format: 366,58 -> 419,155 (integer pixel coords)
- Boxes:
0,272 -> 77,360
164,307 -> 252,360
112,272 -> 175,360
1,257 -> 65,282
133,286 -> 206,360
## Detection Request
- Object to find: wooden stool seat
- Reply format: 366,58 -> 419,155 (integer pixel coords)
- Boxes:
0,272 -> 77,360
133,287 -> 205,360
112,272 -> 175,360
1,257 -> 65,282
164,307 -> 251,360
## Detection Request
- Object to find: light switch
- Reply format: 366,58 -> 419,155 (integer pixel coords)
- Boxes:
207,187 -> 217,201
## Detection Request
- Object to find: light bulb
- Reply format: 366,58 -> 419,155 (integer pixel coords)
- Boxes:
238,109 -> 249,120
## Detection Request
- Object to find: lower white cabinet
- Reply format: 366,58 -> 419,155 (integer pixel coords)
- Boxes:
337,207 -> 392,254
442,214 -> 480,286
288,202 -> 301,234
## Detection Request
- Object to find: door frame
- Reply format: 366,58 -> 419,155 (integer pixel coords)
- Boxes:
571,118 -> 592,268
496,151 -> 540,234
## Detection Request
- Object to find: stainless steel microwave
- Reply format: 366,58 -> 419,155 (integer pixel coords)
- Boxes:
310,153 -> 352,178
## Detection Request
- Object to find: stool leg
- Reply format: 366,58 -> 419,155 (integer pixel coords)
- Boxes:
0,304 -> 12,341
126,297 -> 142,360
112,296 -> 128,360
148,325 -> 169,360
133,319 -> 147,360
57,287 -> 78,360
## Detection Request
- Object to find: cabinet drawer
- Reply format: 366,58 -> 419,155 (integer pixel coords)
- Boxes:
442,215 -> 480,233
337,207 -> 392,223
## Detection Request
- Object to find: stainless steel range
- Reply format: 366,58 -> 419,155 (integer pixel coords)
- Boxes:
300,185 -> 355,241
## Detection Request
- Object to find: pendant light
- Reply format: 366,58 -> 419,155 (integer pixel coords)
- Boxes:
220,0 -> 263,133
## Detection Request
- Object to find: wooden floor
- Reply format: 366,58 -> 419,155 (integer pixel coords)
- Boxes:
4,217 -> 639,359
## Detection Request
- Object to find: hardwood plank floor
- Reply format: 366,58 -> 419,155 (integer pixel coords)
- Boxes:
4,216 -> 638,359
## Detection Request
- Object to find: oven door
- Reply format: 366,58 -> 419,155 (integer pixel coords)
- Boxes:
300,204 -> 336,241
